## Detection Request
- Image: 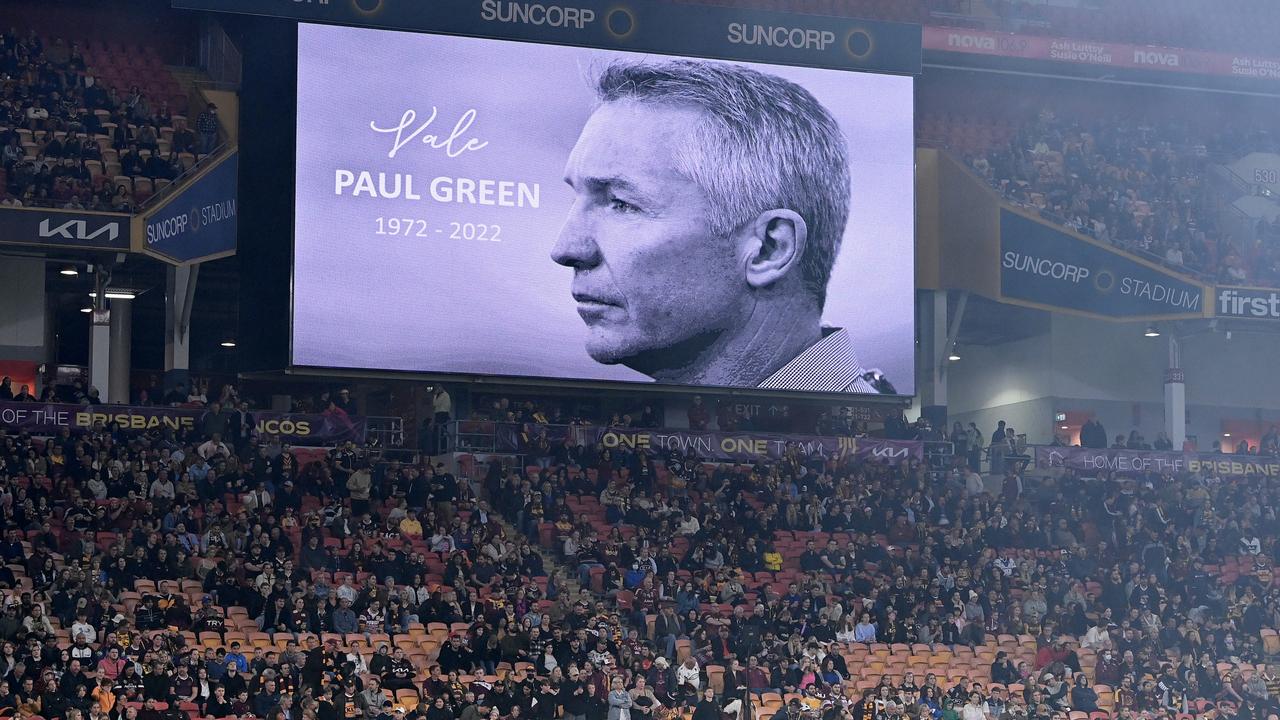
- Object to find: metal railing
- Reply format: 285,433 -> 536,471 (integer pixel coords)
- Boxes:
445,419 -> 950,457
1213,162 -> 1257,197
198,17 -> 243,87
453,421 -> 501,454
136,141 -> 231,210
365,415 -> 405,449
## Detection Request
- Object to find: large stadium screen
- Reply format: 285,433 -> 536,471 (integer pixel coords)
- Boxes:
292,22 -> 916,396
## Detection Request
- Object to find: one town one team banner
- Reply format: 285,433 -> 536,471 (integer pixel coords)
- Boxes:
496,422 -> 923,464
1035,446 -> 1280,479
0,401 -> 366,445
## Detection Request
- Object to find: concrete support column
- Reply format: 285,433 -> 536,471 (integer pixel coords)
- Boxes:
164,264 -> 198,391
89,309 -> 111,401
918,290 -> 948,429
108,298 -> 132,403
1164,335 -> 1186,449
920,290 -> 967,431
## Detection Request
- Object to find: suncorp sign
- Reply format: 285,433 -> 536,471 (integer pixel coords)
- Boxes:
141,151 -> 239,264
146,201 -> 236,244
999,209 -> 1207,319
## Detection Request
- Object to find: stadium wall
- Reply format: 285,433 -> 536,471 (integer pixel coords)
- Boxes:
948,314 -> 1280,447
0,258 -> 48,364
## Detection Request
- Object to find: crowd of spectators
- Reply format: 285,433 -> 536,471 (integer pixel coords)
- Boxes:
963,106 -> 1280,288
0,373 -> 1277,720
0,28 -> 210,211
523,424 -> 1280,720
519,425 -> 1280,717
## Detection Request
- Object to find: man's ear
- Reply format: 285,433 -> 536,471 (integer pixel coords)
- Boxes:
740,209 -> 807,290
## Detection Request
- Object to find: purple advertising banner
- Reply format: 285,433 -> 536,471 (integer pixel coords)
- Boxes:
1034,446 -> 1280,478
495,423 -> 922,464
292,24 -> 916,396
0,401 -> 366,446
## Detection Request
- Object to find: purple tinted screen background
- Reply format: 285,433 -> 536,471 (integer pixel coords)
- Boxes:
293,23 -> 916,394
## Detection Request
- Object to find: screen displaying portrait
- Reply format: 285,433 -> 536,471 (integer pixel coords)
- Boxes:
293,23 -> 915,395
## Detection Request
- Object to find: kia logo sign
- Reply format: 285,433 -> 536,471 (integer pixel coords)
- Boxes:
38,218 -> 120,244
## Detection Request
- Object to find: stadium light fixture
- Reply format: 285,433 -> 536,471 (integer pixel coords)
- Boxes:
87,290 -> 138,300
220,340 -> 237,348
1143,324 -> 1161,337
59,265 -> 79,276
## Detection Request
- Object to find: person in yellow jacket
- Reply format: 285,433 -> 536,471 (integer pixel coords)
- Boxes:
763,542 -> 783,573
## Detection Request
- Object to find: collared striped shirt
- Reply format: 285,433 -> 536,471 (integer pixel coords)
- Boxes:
758,328 -> 892,394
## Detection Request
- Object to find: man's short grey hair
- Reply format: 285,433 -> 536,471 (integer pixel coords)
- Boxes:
595,59 -> 850,308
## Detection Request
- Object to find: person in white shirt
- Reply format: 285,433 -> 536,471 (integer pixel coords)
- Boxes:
149,473 -> 176,502
86,475 -> 108,500
346,641 -> 370,675
961,692 -> 990,720
432,387 -> 452,423
243,485 -> 272,512
562,532 -> 580,560
964,469 -> 986,496
1082,622 -> 1113,651
429,528 -> 456,553
336,580 -> 359,604
197,434 -> 231,460
25,101 -> 50,124
675,657 -> 701,692
675,514 -> 700,536
70,615 -> 97,644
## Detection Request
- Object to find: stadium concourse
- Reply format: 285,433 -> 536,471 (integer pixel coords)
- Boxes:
0,383 -> 1276,720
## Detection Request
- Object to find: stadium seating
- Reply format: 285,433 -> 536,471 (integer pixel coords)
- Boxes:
0,27 -> 207,211
916,70 -> 1280,289
2,378 -> 1273,720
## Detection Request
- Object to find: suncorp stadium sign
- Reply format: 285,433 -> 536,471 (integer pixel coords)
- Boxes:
140,151 -> 238,264
999,209 -> 1207,319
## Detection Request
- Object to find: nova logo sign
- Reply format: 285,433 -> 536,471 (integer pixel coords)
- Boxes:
38,218 -> 120,243
1134,49 -> 1180,66
948,33 -> 994,50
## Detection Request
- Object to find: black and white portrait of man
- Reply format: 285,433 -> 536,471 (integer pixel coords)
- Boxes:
553,60 -> 895,394
294,26 -> 915,392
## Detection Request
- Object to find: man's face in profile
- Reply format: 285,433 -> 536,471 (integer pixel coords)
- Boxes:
553,100 -> 745,371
